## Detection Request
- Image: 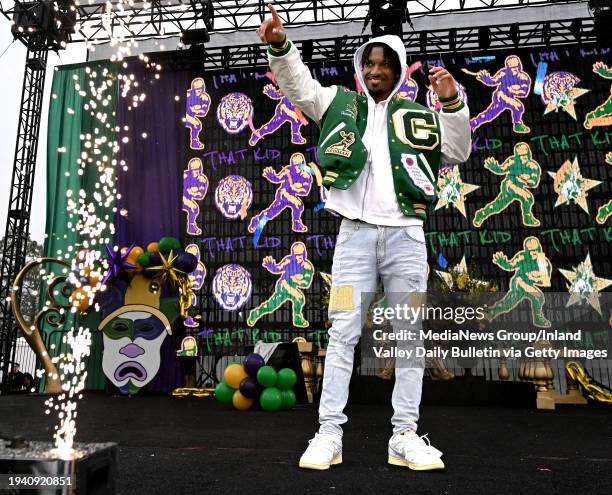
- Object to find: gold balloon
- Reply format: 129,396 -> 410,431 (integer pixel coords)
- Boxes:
88,270 -> 104,287
224,363 -> 248,389
130,246 -> 144,258
232,390 -> 254,411
126,246 -> 144,271
147,242 -> 159,253
69,287 -> 91,313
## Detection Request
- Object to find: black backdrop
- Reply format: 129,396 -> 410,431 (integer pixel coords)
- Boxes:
177,43 -> 612,353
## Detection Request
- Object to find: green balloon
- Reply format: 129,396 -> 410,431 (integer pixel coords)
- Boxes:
256,366 -> 277,387
215,380 -> 235,404
137,251 -> 151,267
277,368 -> 297,390
259,387 -> 282,412
280,389 -> 296,410
158,236 -> 181,254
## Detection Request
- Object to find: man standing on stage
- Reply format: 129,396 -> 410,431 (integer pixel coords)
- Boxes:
257,5 -> 471,471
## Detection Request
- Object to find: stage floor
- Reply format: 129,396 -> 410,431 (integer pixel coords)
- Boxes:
0,394 -> 610,494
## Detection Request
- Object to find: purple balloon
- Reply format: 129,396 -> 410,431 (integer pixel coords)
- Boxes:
149,251 -> 162,267
244,353 -> 265,378
239,377 -> 260,399
174,252 -> 198,273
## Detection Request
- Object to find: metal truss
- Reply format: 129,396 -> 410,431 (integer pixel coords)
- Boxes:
0,0 -> 596,391
1,1 -> 590,44
0,33 -> 49,392
149,17 -> 596,70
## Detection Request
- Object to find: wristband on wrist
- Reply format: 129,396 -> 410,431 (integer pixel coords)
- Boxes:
438,93 -> 464,112
267,37 -> 292,57
269,36 -> 288,50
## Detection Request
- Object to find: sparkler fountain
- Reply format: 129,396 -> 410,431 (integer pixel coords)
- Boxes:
0,3 -> 172,491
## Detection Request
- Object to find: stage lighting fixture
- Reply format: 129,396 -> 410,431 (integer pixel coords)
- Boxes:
569,19 -> 582,41
590,0 -> 612,44
247,45 -> 262,65
55,0 -> 77,35
200,0 -> 214,31
419,31 -> 428,54
449,28 -> 457,52
181,28 -> 210,45
368,0 -> 410,37
302,40 -> 313,63
588,0 -> 612,9
222,46 -> 230,69
542,21 -> 551,45
334,37 -> 346,60
593,12 -> 612,44
478,26 -> 491,50
147,44 -> 205,70
11,1 -> 52,35
509,23 -> 520,48
11,0 -> 76,48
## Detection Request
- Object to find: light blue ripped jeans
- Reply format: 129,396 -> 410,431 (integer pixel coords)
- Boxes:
319,218 -> 428,436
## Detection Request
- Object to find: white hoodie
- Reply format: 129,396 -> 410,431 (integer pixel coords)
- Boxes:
268,35 -> 471,226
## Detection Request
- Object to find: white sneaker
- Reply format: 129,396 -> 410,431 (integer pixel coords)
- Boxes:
388,431 -> 445,471
298,433 -> 343,470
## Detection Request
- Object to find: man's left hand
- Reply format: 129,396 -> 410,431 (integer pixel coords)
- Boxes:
428,66 -> 458,99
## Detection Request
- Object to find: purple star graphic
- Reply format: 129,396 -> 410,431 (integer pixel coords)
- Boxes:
102,242 -> 137,285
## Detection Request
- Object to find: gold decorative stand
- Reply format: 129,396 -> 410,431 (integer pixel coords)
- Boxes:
515,341 -> 588,409
293,338 -> 325,403
10,258 -> 72,394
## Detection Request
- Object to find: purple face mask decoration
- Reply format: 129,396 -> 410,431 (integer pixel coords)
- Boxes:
212,264 -> 252,311
217,92 -> 254,134
215,175 -> 253,220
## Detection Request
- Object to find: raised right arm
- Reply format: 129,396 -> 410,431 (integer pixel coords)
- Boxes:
267,41 -> 337,123
258,4 -> 336,123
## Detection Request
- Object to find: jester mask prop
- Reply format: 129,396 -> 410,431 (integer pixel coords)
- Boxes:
95,237 -> 204,394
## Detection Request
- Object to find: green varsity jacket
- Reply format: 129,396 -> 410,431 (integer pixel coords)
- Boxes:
316,86 -> 465,220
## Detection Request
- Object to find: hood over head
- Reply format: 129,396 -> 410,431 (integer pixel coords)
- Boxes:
353,34 -> 407,104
